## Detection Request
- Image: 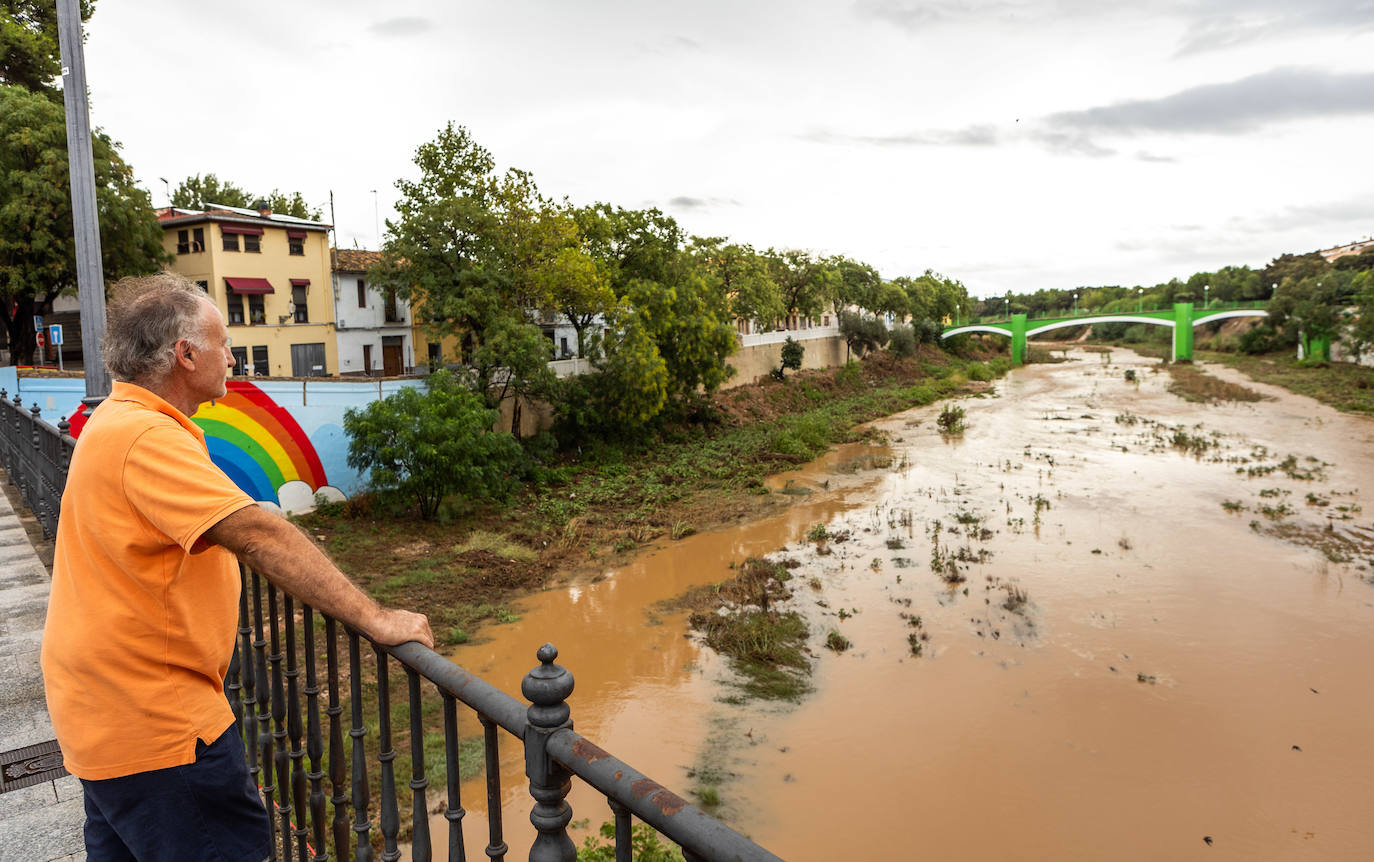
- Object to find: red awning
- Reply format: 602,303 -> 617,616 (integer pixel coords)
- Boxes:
289,278 -> 310,286
220,224 -> 264,236
286,230 -> 307,239
224,277 -> 275,295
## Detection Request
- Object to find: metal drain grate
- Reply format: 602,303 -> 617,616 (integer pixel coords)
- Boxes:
0,739 -> 67,793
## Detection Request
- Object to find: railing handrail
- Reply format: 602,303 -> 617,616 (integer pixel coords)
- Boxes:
546,727 -> 784,862
383,640 -> 528,738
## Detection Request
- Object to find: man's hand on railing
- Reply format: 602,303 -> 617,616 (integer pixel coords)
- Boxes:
362,608 -> 434,649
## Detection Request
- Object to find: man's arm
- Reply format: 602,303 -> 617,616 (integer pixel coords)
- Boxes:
203,505 -> 433,649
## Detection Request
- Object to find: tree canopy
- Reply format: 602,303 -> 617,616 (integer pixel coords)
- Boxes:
0,83 -> 166,364
1,0 -> 93,94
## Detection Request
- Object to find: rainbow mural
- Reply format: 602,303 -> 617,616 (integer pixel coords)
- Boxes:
191,381 -> 328,502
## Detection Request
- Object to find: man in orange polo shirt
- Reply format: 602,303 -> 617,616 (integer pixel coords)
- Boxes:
41,274 -> 432,861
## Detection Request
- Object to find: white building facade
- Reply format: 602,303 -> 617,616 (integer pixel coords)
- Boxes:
330,249 -> 413,376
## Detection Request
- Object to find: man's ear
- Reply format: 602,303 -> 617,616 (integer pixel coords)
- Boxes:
173,339 -> 195,368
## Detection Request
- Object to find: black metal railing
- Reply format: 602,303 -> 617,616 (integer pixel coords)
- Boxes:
230,564 -> 783,862
0,388 -> 75,539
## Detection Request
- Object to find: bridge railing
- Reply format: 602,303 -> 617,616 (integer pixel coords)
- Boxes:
971,299 -> 1270,326
228,564 -> 783,862
0,388 -> 74,539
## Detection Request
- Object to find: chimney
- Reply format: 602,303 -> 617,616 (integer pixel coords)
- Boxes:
252,198 -> 271,217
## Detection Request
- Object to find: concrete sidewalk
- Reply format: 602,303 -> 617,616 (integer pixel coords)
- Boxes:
0,487 -> 84,862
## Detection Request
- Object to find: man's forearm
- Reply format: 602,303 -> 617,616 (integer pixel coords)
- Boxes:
204,505 -> 433,647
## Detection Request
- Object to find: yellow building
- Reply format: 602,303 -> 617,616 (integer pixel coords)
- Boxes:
158,203 -> 339,376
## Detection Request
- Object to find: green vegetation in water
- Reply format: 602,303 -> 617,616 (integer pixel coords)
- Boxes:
825,630 -> 851,652
670,558 -> 814,701
936,403 -> 967,435
1164,363 -> 1266,404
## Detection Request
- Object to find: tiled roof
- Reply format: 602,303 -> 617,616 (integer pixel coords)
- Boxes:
333,248 -> 382,273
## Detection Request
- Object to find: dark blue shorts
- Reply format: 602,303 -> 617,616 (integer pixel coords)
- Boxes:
80,724 -> 271,862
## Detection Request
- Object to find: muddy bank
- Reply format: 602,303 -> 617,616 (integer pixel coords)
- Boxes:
439,348 -> 1374,860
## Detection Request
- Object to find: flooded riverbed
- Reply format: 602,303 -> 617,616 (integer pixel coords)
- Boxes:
444,348 -> 1374,860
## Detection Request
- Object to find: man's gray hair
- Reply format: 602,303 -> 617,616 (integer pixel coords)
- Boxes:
104,272 -> 215,384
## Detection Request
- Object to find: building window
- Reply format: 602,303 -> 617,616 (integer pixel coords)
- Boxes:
362,344 -> 373,376
252,345 -> 268,376
244,234 -> 261,253
357,279 -> 366,309
289,236 -> 305,255
560,336 -> 569,358
176,229 -> 190,254
223,232 -> 239,252
195,280 -> 209,293
227,294 -> 245,325
427,342 -> 440,366
248,294 -> 265,325
290,342 -> 327,377
193,227 -> 204,252
384,289 -> 400,323
292,283 -> 309,323
230,346 -> 247,375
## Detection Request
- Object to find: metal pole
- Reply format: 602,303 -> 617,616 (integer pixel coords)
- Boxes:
57,0 -> 111,402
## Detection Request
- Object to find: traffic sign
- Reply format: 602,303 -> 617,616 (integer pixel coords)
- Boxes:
49,324 -> 63,346
33,315 -> 43,332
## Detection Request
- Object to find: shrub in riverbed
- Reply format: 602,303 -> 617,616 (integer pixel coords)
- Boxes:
937,404 -> 966,435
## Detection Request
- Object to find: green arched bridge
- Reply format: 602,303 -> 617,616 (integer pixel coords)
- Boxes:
942,302 -> 1281,365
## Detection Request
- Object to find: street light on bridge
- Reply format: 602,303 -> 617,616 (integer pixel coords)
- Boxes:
1073,292 -> 1079,316
1136,287 -> 1142,311
1204,283 -> 1209,308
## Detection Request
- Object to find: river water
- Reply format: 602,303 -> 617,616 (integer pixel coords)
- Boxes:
440,348 -> 1374,861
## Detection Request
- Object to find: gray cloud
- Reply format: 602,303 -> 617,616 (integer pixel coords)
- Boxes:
666,195 -> 740,210
1048,67 -> 1374,135
803,66 -> 1374,158
1174,0 -> 1374,55
854,0 -> 1374,52
367,17 -> 432,37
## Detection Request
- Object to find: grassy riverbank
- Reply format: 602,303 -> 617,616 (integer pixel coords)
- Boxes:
1196,351 -> 1374,415
298,345 -> 1011,644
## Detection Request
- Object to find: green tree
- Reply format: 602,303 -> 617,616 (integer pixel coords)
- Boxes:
768,249 -> 835,322
829,256 -> 882,314
0,84 -> 167,364
838,310 -> 888,360
778,335 -> 804,378
1,0 -> 93,94
343,370 -> 522,519
625,274 -> 736,411
690,238 -> 784,331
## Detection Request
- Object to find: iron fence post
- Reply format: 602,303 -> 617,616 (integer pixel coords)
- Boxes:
522,644 -> 576,862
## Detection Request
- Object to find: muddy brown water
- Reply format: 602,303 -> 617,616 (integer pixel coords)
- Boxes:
425,348 -> 1374,861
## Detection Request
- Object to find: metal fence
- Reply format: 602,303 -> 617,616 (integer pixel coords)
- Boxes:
0,388 -> 75,539
229,565 -> 783,862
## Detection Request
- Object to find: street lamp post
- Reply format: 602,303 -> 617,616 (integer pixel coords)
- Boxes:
1204,284 -> 1209,308
1136,287 -> 1142,312
1073,292 -> 1079,316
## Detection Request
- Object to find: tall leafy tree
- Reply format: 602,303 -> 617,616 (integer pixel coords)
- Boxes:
0,84 -> 166,364
371,123 -> 557,433
625,273 -> 736,410
1,0 -> 93,94
691,237 -> 784,330
768,249 -> 835,322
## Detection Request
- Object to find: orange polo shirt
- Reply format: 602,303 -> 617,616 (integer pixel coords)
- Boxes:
41,382 -> 257,780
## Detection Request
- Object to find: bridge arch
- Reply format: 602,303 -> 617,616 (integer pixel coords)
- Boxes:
940,304 -> 1269,365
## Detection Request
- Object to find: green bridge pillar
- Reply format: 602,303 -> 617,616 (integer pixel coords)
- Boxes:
1172,303 -> 1194,361
1011,314 -> 1027,365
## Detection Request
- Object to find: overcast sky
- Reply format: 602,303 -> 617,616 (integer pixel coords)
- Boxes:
82,0 -> 1374,298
